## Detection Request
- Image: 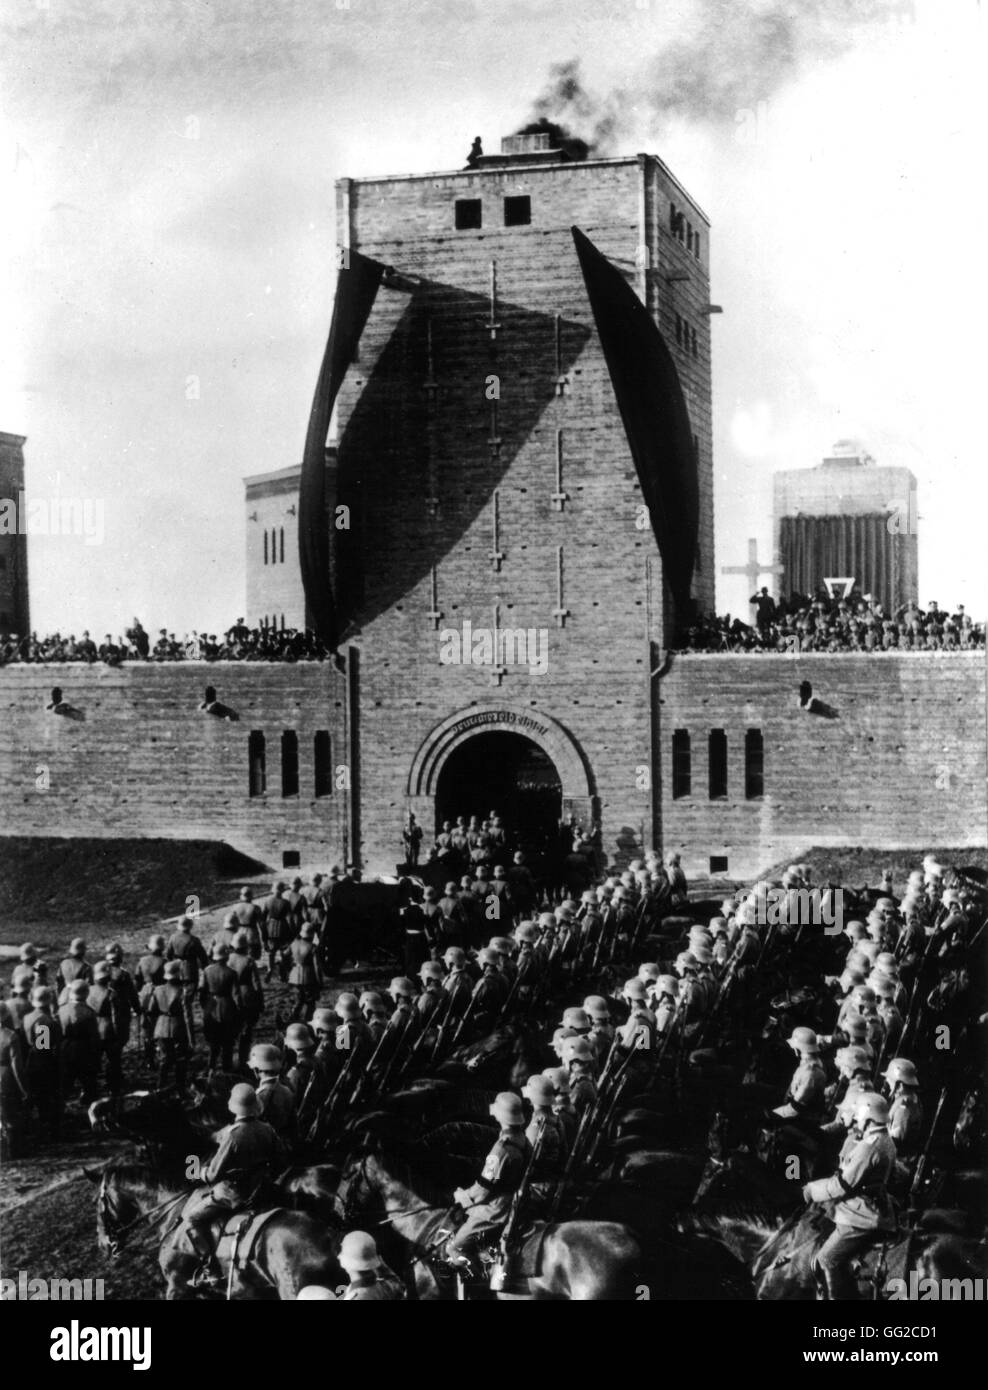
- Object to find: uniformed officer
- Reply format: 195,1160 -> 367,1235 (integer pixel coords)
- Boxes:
57,938 -> 93,1005
262,881 -> 295,979
0,1001 -> 29,1157
147,960 -> 192,1089
804,1092 -> 897,1300
283,1022 -> 327,1134
470,947 -> 508,1031
228,929 -> 265,1067
447,1092 -> 532,1266
583,996 -> 615,1067
522,1074 -> 565,1205
883,1058 -> 924,1154
23,986 -> 63,1141
200,943 -> 241,1072
773,1027 -> 827,1122
820,1047 -> 878,1140
232,887 -> 265,957
87,962 -> 126,1095
285,921 -> 321,1022
360,991 -> 390,1043
650,975 -> 679,1038
564,1037 -> 598,1115
166,916 -> 209,1045
137,934 -> 167,1065
184,1081 -> 284,1283
442,947 -> 474,1017
338,1231 -> 405,1300
543,1066 -> 578,1146
57,979 -> 100,1104
416,961 -> 446,1023
249,1043 -> 296,1141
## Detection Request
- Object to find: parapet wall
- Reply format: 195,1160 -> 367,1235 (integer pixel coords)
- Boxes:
658,652 -> 987,880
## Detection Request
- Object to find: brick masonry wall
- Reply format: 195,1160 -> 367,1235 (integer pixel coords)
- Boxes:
0,663 -> 349,869
658,652 -> 988,881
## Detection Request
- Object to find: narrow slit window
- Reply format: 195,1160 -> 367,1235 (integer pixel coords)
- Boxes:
709,729 -> 728,800
281,730 -> 299,797
279,527 -> 285,563
263,531 -> 268,565
455,198 -> 482,230
745,729 -> 764,799
314,730 -> 332,797
672,729 -> 691,800
248,731 -> 266,797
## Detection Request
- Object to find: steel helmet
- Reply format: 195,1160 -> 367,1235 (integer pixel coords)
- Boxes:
675,952 -> 699,974
229,1082 -> 259,1117
845,921 -> 867,940
335,991 -> 358,1011
249,1043 -> 282,1073
285,1023 -> 315,1050
637,962 -> 660,983
359,990 -> 384,1011
840,1045 -> 873,1074
299,922 -> 315,940
692,944 -> 713,964
490,1091 -> 525,1126
623,978 -> 647,1002
423,886 -> 437,900
66,978 -> 89,999
843,1015 -> 869,1040
19,943 -> 38,960
543,1066 -> 570,1095
105,942 -> 123,960
477,947 -> 500,968
538,912 -> 556,928
336,997 -> 362,1020
490,936 -> 515,955
582,995 -> 611,1022
443,946 -> 466,967
515,923 -> 539,944
565,1037 -> 595,1064
31,986 -> 52,1006
389,977 -> 417,999
311,1008 -> 336,1033
339,1230 -> 382,1272
419,960 -> 445,981
562,1007 -> 591,1031
444,881 -> 458,894
212,942 -> 230,960
523,1075 -> 555,1106
876,952 -> 899,973
92,962 -> 111,982
883,1058 -> 919,1087
297,1285 -> 337,1300
655,975 -> 679,997
851,985 -> 877,1006
69,937 -> 86,955
163,961 -> 183,981
855,1092 -> 890,1127
148,934 -> 166,951
788,1026 -> 819,1055
581,890 -> 596,904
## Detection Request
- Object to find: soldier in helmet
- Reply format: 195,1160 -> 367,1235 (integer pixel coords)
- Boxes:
228,930 -> 265,1067
0,1000 -> 29,1158
57,938 -> 93,1005
183,1081 -> 284,1285
338,1231 -> 405,1300
287,922 -> 323,1022
147,961 -> 192,1090
360,991 -> 390,1044
470,947 -> 508,1031
283,1022 -> 327,1134
564,1037 -> 598,1115
446,1091 -> 532,1269
166,916 -> 209,1046
200,942 -> 241,1072
249,1044 -> 296,1141
58,979 -> 100,1105
583,996 -> 615,1067
262,881 -> 295,980
883,1058 -> 924,1154
11,942 -> 39,991
87,962 -> 126,1096
416,960 -> 447,1024
543,1066 -> 578,1146
773,1027 -> 827,1123
522,1074 -> 565,1207
804,1091 -> 897,1299
137,934 -> 167,1065
441,947 -> 473,1017
232,887 -> 264,958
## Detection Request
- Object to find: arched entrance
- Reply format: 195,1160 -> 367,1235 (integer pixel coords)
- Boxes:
434,731 -> 562,846
406,703 -> 597,849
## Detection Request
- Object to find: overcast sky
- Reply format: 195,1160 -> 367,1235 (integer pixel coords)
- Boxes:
2,0 -> 985,637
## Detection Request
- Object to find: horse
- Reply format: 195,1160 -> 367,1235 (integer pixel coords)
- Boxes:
87,1161 -> 342,1300
680,1201 -> 987,1301
335,1146 -> 642,1300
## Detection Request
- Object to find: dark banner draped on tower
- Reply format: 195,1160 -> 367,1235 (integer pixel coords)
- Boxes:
298,250 -> 384,650
572,226 -> 699,621
780,514 -> 904,613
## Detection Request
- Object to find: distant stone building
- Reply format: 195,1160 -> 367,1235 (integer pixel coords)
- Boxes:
773,441 -> 918,613
0,431 -> 29,637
